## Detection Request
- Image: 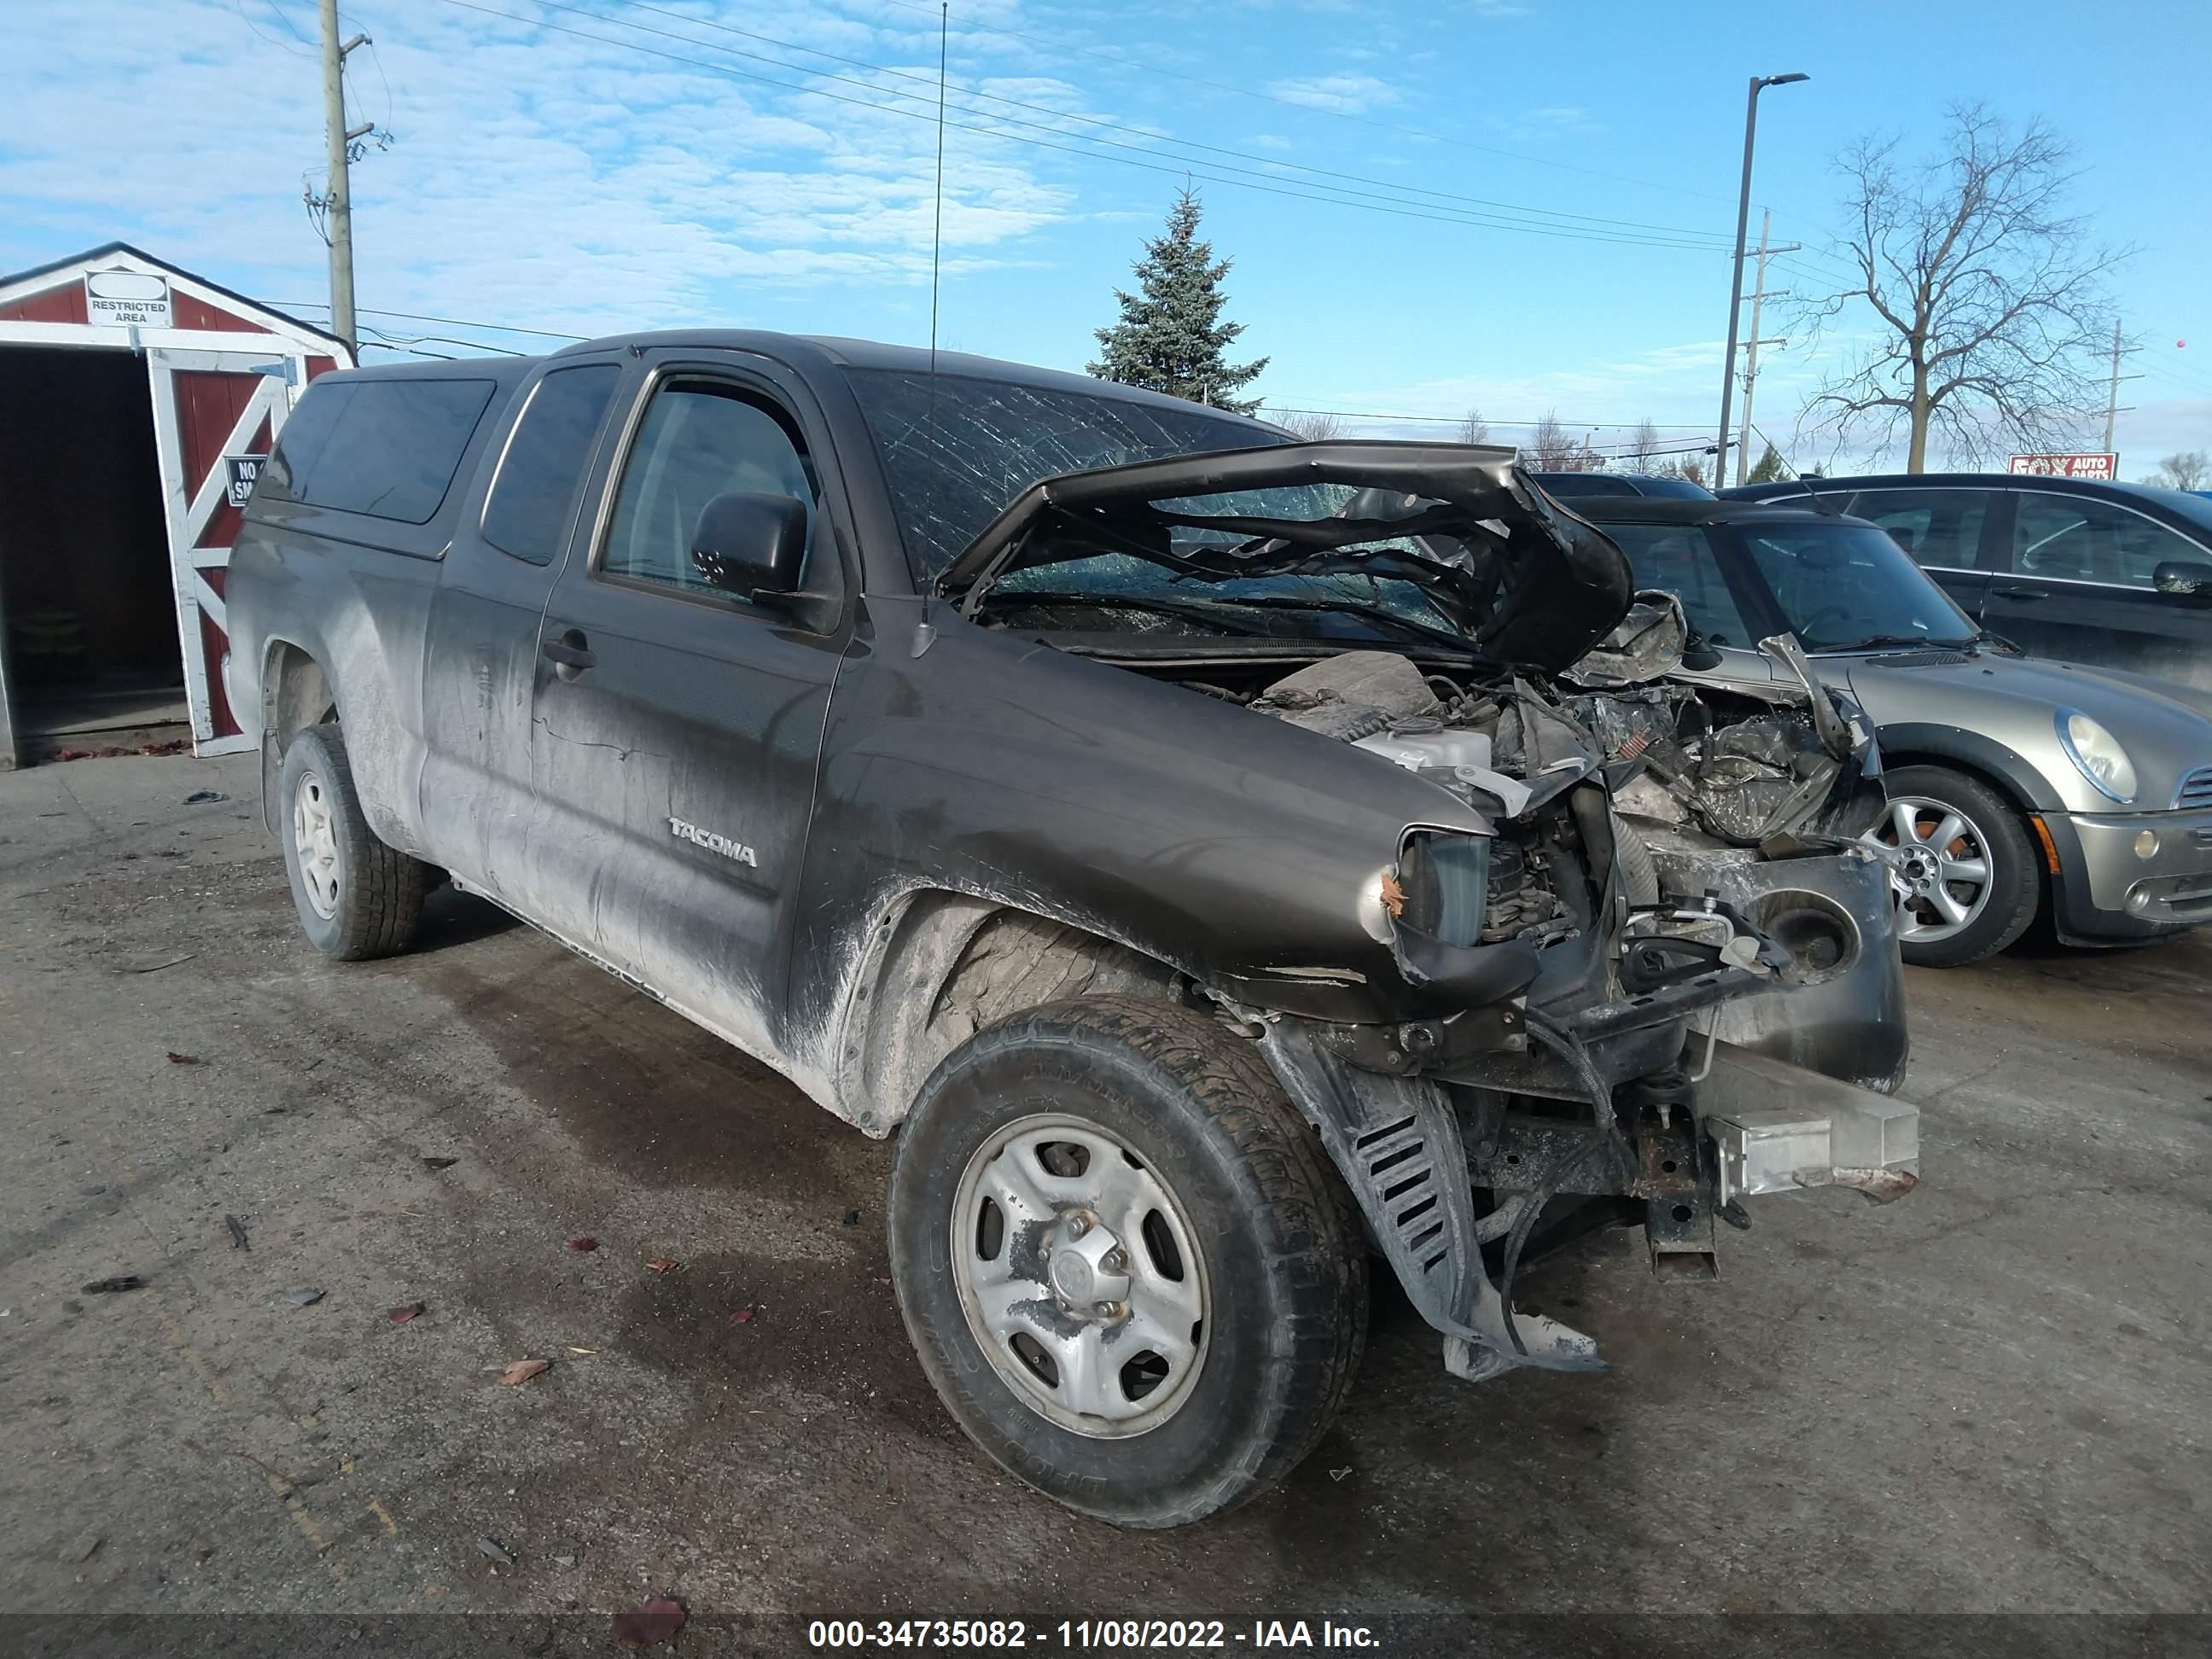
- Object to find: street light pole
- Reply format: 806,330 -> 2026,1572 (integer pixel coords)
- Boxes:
1715,72 -> 1807,486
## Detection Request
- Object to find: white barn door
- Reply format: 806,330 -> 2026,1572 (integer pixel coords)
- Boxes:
146,347 -> 306,756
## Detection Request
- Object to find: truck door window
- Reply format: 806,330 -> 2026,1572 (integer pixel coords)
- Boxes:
480,364 -> 621,565
599,381 -> 818,597
1601,523 -> 1756,648
2014,492 -> 2203,588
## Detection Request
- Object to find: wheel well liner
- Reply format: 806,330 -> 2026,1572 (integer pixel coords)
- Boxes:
841,892 -> 1178,1133
259,640 -> 339,835
1876,722 -> 2061,815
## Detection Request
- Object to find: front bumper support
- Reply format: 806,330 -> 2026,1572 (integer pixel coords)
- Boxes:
1697,1040 -> 1920,1204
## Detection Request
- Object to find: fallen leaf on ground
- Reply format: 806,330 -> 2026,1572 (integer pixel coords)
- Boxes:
286,1288 -> 327,1307
475,1535 -> 515,1567
500,1359 -> 550,1386
224,1215 -> 249,1250
611,1597 -> 686,1647
566,1346 -> 598,1355
421,1155 -> 459,1171
644,1258 -> 678,1274
388,1302 -> 425,1324
166,1051 -> 203,1066
82,1276 -> 146,1295
731,1307 -> 756,1324
567,1236 -> 597,1253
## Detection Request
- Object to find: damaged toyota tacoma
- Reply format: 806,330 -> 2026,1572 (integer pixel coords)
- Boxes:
226,334 -> 1919,1528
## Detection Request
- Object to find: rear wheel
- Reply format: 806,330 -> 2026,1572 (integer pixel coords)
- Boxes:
278,723 -> 430,961
887,996 -> 1366,1528
1866,764 -> 2038,967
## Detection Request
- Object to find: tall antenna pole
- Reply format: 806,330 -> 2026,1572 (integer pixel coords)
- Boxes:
317,0 -> 371,359
928,3 -> 948,373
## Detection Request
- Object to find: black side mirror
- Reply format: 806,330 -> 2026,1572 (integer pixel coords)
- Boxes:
2153,560 -> 2212,600
690,491 -> 810,601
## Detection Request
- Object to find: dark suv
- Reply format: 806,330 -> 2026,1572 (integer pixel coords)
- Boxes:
1722,474 -> 2212,693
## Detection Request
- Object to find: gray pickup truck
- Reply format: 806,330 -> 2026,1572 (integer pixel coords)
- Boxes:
228,332 -> 1919,1528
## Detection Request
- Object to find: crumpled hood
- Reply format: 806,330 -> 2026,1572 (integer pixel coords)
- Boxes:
934,440 -> 1637,672
1842,649 -> 2212,804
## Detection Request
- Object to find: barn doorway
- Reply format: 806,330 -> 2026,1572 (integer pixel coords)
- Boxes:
0,344 -> 187,746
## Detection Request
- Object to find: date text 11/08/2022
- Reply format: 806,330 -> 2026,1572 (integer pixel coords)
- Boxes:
807,1620 -> 1380,1650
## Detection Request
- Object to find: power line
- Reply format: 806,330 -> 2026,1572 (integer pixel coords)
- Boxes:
275,300 -> 589,340
863,0 -> 1744,209
596,0 -> 1734,246
430,0 -> 1734,252
1264,405 -> 1710,429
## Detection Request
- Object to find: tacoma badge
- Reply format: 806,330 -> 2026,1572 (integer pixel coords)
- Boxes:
667,816 -> 758,867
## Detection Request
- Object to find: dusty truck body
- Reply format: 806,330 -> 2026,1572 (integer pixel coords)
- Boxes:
226,332 -> 1918,1528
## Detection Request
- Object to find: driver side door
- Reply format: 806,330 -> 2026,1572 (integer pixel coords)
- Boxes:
526,354 -> 851,1058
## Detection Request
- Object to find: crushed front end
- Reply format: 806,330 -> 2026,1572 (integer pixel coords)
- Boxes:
1240,635 -> 1920,1382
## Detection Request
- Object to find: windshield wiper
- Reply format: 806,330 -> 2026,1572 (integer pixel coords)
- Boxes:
1815,632 -> 1975,654
976,588 -> 1278,636
1192,593 -> 1481,655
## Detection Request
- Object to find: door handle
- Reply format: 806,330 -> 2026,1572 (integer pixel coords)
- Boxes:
542,630 -> 596,676
1990,585 -> 2049,601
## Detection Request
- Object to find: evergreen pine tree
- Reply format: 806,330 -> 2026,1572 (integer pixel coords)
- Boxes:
1089,186 -> 1267,413
1747,442 -> 1788,483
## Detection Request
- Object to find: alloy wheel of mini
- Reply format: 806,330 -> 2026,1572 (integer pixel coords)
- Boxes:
1866,793 -> 1993,945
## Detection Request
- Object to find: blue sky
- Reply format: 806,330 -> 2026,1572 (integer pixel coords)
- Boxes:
4,0 -> 2209,473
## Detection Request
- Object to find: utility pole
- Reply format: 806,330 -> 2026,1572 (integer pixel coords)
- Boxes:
1734,209 -> 1800,483
317,0 -> 373,358
1716,73 -> 1807,486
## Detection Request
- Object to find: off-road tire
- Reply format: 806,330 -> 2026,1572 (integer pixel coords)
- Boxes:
888,995 -> 1367,1528
277,723 -> 430,961
1882,763 -> 2040,968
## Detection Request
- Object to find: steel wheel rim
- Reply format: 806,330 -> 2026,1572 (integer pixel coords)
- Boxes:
949,1112 -> 1211,1439
1865,793 -> 1994,944
292,768 -> 342,921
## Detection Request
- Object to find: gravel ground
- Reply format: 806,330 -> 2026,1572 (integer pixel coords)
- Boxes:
2,753 -> 2206,1632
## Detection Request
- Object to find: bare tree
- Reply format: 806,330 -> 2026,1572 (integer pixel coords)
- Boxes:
1457,407 -> 1492,445
1797,103 -> 2128,471
1673,453 -> 1710,489
2146,450 -> 2210,491
1274,409 -> 1348,441
1627,418 -> 1664,467
1522,410 -> 1580,469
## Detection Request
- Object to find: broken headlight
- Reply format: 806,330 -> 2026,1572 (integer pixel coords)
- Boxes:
1399,832 -> 1491,947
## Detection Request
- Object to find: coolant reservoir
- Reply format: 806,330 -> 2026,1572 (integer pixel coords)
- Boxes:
1353,722 -> 1493,772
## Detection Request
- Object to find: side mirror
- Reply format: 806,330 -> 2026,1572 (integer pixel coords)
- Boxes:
690,491 -> 810,602
2153,560 -> 2212,600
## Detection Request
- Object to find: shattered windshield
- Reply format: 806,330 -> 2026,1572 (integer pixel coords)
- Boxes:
845,368 -> 1280,579
1728,521 -> 1977,652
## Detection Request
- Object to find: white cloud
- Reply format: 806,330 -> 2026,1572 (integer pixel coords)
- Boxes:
0,0 -> 1098,342
1262,73 -> 1403,115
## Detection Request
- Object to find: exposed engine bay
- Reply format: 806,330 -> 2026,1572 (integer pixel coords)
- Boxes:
951,444 -> 1918,1384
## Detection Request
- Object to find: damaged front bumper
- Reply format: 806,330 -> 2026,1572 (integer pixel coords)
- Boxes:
1255,998 -> 1921,1385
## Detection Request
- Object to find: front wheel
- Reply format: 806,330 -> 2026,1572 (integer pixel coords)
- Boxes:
887,996 -> 1367,1528
1866,764 -> 2039,968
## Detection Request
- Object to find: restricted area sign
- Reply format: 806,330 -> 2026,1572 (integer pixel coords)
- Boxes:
2008,452 -> 2118,480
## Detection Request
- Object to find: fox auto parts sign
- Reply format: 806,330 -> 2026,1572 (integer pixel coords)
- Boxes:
2008,452 -> 2118,480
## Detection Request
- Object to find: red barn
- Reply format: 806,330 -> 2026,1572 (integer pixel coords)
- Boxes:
0,243 -> 352,767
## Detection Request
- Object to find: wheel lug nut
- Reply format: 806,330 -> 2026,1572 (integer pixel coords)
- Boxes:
1103,1249 -> 1127,1272
1066,1214 -> 1088,1239
1094,1301 -> 1117,1317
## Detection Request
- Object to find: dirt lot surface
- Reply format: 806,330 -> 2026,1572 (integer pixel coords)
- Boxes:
3,754 -> 2207,1632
